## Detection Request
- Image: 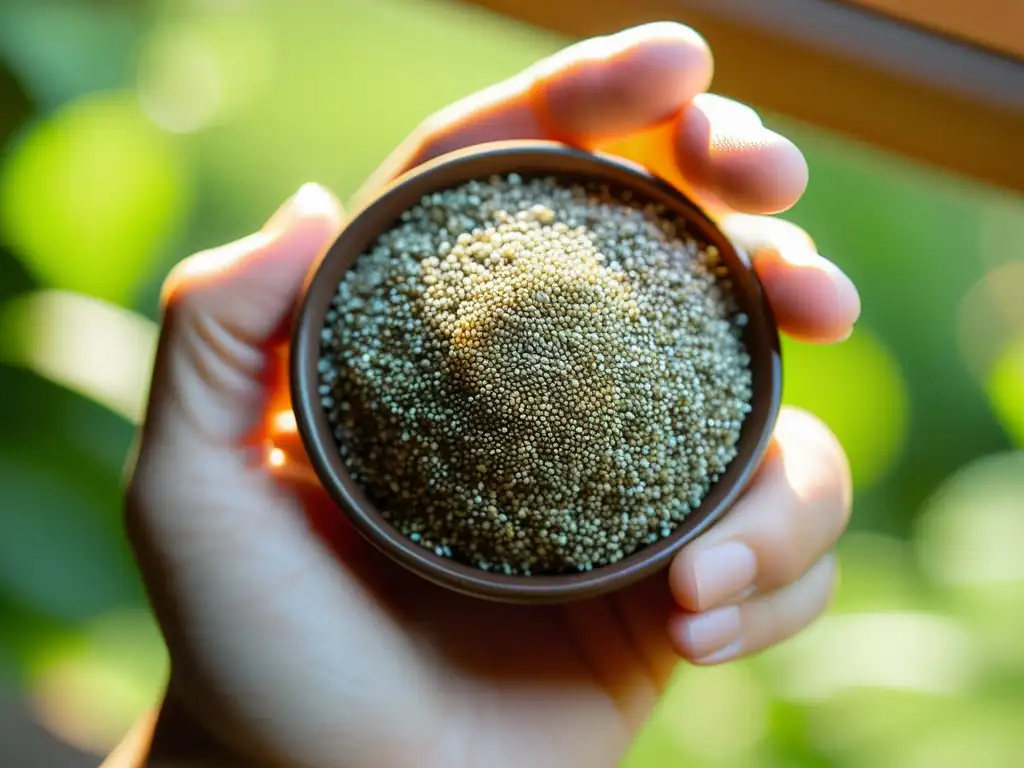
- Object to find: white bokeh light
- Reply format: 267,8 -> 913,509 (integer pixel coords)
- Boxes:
915,452 -> 1024,586
768,612 -> 978,701
0,290 -> 158,424
136,26 -> 223,133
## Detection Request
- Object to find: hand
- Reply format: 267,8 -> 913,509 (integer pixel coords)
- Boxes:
120,22 -> 859,768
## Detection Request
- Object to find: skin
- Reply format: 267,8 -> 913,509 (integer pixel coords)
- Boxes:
111,22 -> 860,768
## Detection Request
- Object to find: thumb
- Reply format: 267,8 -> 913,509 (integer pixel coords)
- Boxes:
126,184 -> 443,763
143,183 -> 343,447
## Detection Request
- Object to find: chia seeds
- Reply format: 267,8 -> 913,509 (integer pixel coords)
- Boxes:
318,174 -> 753,575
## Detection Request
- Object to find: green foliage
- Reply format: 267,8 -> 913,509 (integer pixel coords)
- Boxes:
0,92 -> 189,306
0,453 -> 141,623
782,329 -> 909,489
987,337 -> 1024,447
0,0 -> 1022,763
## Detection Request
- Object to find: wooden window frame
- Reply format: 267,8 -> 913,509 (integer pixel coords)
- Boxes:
457,0 -> 1024,194
842,0 -> 1024,60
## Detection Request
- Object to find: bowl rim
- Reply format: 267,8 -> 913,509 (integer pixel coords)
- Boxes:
290,140 -> 782,604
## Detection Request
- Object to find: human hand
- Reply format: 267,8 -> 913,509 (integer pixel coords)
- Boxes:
120,22 -> 859,768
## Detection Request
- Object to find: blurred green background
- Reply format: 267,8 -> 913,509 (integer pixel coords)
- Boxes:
0,0 -> 1022,765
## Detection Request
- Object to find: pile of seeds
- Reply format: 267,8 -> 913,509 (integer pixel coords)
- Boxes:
318,174 -> 753,575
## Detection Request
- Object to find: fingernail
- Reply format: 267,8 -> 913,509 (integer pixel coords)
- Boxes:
693,638 -> 743,665
832,267 -> 862,324
264,183 -> 332,234
672,605 -> 741,659
693,541 -> 757,609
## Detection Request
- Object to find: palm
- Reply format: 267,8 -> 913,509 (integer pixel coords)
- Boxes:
137,436 -> 670,768
297,479 -> 675,768
403,587 -> 669,768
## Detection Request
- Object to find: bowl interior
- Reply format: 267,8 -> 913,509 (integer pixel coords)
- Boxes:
291,141 -> 782,603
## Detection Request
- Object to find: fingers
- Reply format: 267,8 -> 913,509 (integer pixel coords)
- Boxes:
598,96 -> 858,342
147,183 -> 343,445
664,409 -> 846,665
595,93 -> 810,217
355,22 -> 713,201
126,187 -> 442,759
721,214 -> 861,343
674,94 -> 808,215
666,408 -> 846,664
669,407 -> 852,613
356,21 -> 818,236
529,22 -> 712,143
669,554 -> 837,663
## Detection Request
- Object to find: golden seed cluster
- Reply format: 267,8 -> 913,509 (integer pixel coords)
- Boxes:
318,175 -> 752,575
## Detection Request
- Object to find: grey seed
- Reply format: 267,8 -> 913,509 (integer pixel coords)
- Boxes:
316,175 -> 752,575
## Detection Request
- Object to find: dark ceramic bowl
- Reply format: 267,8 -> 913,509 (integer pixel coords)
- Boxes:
290,140 -> 782,604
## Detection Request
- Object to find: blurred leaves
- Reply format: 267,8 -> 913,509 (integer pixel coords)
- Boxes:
880,703 -> 1024,768
0,621 -> 19,689
0,244 -> 35,304
912,452 -> 1024,673
0,57 -> 33,147
782,329 -> 909,488
0,453 -> 140,622
777,121 -> 1015,512
169,0 -> 561,240
625,662 -> 770,767
828,533 -> 931,614
136,12 -> 277,135
914,452 -> 1024,589
0,0 -> 142,111
0,290 -> 158,423
987,337 -> 1024,447
0,0 -> 1022,763
0,365 -> 135,480
27,609 -> 167,756
0,91 -> 189,306
802,689 -> 961,765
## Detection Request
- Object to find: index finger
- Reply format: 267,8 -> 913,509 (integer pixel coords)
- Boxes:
353,22 -> 713,204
